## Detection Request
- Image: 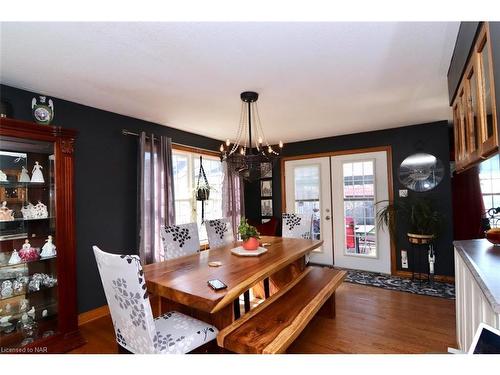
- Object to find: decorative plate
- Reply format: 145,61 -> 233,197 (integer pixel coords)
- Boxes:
231,246 -> 268,257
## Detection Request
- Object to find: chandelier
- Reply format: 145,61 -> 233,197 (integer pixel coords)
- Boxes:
219,91 -> 283,181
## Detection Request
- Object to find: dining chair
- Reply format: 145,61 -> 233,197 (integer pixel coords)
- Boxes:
282,213 -> 313,239
93,246 -> 218,354
160,222 -> 200,260
205,218 -> 234,248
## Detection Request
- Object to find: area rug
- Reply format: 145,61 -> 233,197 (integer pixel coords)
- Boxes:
341,268 -> 455,299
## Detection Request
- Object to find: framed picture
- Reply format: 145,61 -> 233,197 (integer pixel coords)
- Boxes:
261,162 -> 272,178
261,199 -> 273,217
260,179 -> 272,197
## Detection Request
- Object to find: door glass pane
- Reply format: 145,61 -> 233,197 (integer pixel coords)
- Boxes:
480,39 -> 495,140
468,68 -> 480,151
343,160 -> 377,257
293,165 -> 320,240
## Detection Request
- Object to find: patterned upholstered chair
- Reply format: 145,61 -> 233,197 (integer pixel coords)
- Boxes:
93,246 -> 218,354
205,218 -> 234,249
160,223 -> 200,260
282,213 -> 313,239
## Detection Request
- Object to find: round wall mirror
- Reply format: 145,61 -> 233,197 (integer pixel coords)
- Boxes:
398,153 -> 444,192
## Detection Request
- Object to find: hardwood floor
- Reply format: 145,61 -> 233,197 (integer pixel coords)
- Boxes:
70,283 -> 456,354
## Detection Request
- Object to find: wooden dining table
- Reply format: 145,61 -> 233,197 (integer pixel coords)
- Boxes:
143,235 -> 323,329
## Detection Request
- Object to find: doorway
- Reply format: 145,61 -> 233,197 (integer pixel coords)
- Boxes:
283,148 -> 392,273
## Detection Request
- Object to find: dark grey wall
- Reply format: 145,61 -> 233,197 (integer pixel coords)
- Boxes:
0,84 -> 221,313
245,121 -> 455,276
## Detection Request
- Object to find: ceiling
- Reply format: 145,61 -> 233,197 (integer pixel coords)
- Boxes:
0,22 -> 459,143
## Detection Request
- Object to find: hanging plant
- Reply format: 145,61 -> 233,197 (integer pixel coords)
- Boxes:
195,156 -> 212,222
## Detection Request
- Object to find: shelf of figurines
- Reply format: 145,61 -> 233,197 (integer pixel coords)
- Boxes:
1,272 -> 58,302
0,236 -> 57,270
0,200 -> 52,223
0,300 -> 58,347
0,181 -> 49,189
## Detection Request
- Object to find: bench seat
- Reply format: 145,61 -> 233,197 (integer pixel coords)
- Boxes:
217,266 -> 346,354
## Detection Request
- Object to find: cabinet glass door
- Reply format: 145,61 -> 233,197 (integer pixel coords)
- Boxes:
458,86 -> 470,165
0,136 -> 58,348
477,24 -> 498,156
465,62 -> 482,158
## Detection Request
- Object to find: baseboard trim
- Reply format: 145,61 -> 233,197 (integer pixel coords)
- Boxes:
78,305 -> 110,326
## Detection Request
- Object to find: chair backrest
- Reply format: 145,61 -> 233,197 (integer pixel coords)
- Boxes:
248,217 -> 279,236
160,222 -> 200,260
205,218 -> 234,248
282,213 -> 313,239
93,246 -> 156,354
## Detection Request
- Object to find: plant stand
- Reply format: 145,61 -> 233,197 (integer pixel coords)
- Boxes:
408,234 -> 434,284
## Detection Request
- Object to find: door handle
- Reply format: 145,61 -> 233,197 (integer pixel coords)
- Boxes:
325,216 -> 331,220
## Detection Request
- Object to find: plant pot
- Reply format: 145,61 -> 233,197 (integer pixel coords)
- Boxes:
407,233 -> 434,244
196,188 -> 210,201
242,237 -> 259,251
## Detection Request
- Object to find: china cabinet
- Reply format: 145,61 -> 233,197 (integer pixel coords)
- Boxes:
452,22 -> 499,172
0,117 -> 83,352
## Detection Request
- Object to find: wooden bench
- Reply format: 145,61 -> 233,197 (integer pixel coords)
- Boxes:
217,266 -> 346,354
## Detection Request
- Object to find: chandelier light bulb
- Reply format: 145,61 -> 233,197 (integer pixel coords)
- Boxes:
268,145 -> 273,153
258,137 -> 263,144
240,147 -> 245,155
279,140 -> 283,148
226,139 -> 231,146
220,144 -> 224,152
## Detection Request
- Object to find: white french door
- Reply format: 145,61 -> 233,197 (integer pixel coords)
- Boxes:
284,150 -> 391,273
284,157 -> 333,265
331,151 -> 391,274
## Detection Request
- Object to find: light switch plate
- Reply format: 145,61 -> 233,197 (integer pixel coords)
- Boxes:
401,250 -> 408,268
399,189 -> 408,197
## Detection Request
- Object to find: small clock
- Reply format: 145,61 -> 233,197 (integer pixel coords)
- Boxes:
31,96 -> 54,125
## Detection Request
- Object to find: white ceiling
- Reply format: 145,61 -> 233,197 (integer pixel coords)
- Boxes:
0,22 -> 459,143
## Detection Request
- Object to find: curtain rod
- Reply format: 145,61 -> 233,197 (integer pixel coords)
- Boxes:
121,129 -> 219,155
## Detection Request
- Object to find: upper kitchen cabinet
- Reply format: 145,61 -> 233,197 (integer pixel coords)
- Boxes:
476,23 -> 498,157
449,22 -> 499,172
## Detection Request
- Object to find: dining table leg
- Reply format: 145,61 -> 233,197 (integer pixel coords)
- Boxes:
212,303 -> 235,330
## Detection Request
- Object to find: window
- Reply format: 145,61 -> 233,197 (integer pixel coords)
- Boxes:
342,160 -> 377,257
172,149 -> 224,243
293,165 -> 321,240
479,154 -> 500,219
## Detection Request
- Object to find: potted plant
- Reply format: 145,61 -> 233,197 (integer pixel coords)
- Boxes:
376,197 -> 444,245
238,217 -> 261,250
195,184 -> 212,201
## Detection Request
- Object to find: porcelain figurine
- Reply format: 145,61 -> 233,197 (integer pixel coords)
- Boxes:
27,306 -> 35,319
19,241 -> 39,262
5,303 -> 12,313
1,280 -> 13,298
19,299 -> 29,312
8,249 -> 21,265
0,316 -> 15,334
0,201 -> 14,221
32,201 -> 48,219
30,161 -> 44,183
21,202 -> 35,219
13,279 -> 25,294
40,235 -> 56,258
18,166 -> 30,182
0,169 -> 7,182
17,313 -> 38,344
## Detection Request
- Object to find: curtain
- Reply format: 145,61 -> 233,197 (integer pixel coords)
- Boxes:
138,132 -> 175,264
452,165 -> 485,240
222,161 -> 245,240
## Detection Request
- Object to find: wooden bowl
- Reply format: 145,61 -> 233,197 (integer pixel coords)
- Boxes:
485,229 -> 500,246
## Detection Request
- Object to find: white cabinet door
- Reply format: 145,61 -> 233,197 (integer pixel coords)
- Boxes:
454,248 -> 500,351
